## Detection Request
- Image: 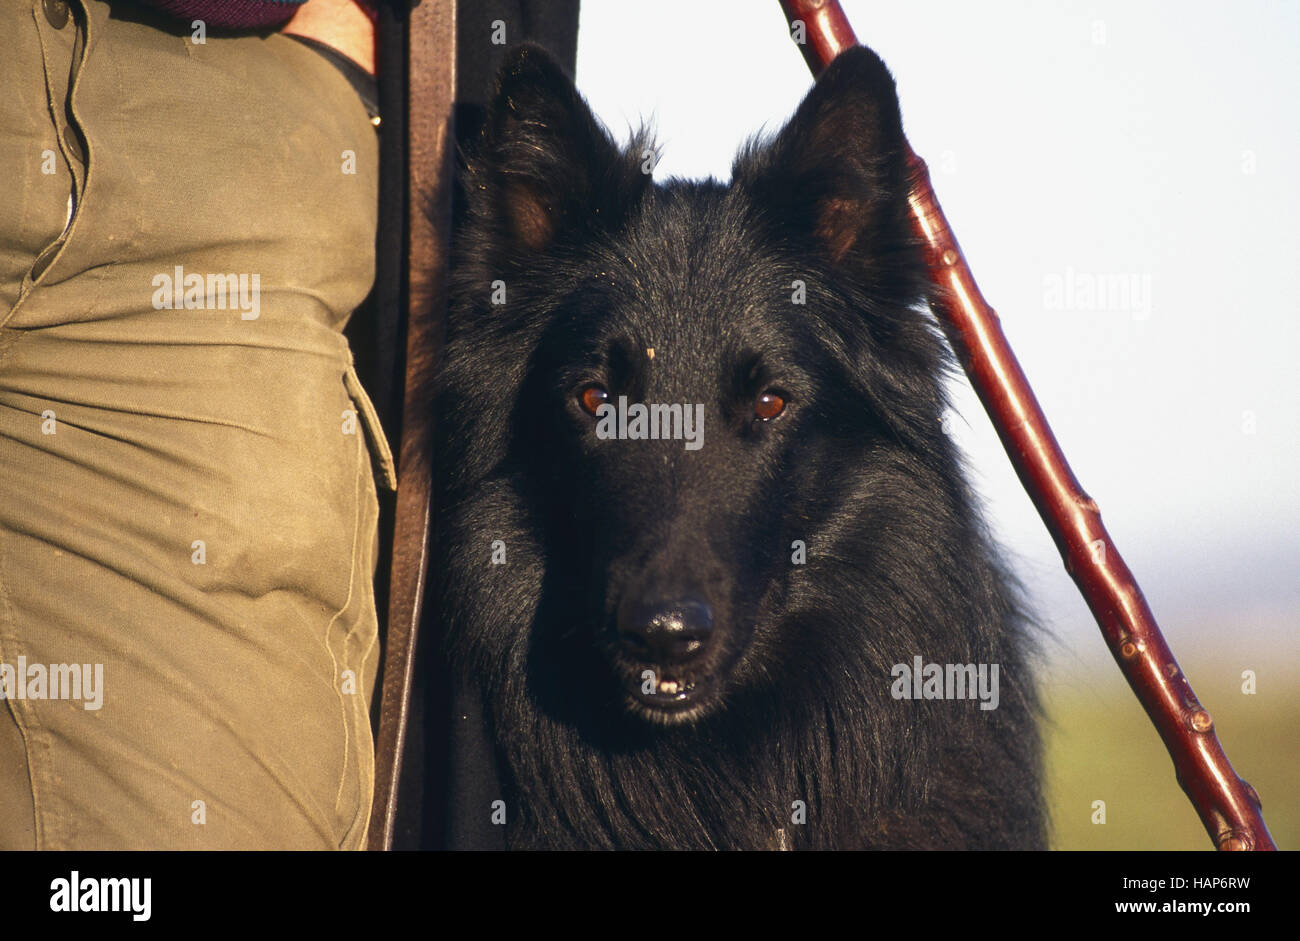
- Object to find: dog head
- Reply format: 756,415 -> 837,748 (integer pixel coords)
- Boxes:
448,44 -> 959,729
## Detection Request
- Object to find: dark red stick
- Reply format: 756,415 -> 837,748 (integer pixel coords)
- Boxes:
777,0 -> 1275,851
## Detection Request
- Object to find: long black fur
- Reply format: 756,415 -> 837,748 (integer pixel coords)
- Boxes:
436,43 -> 1046,849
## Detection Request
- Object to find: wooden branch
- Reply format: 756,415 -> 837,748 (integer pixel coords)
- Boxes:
777,0 -> 1276,851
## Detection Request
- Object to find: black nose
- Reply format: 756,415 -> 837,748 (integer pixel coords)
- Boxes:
619,599 -> 715,664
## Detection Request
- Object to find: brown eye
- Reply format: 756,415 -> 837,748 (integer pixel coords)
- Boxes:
754,391 -> 786,421
579,384 -> 609,416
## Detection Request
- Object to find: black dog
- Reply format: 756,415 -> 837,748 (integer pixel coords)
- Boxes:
436,43 -> 1045,849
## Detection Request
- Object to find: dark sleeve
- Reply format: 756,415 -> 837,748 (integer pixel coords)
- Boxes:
129,0 -> 309,29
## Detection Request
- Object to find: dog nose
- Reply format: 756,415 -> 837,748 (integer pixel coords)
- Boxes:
619,598 -> 714,664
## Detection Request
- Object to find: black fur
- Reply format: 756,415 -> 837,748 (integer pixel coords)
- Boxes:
436,43 -> 1046,849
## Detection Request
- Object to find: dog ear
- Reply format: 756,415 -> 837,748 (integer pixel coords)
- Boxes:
472,44 -> 650,255
733,46 -> 920,286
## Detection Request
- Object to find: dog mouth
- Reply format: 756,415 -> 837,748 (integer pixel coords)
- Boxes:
624,669 -> 716,720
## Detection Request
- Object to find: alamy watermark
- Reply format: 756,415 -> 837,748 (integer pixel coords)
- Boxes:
890,655 -> 999,711
595,396 -> 704,451
1042,266 -> 1152,320
0,657 -> 103,710
151,265 -> 260,320
50,871 -> 150,921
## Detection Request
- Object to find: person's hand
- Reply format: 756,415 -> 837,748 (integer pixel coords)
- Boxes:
282,0 -> 377,75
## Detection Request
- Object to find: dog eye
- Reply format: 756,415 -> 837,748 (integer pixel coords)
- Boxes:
579,384 -> 609,416
754,391 -> 786,421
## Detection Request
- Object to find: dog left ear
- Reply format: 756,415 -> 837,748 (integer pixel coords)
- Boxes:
472,44 -> 651,256
733,46 -> 918,282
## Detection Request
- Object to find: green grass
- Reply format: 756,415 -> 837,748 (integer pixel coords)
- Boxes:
1043,662 -> 1297,850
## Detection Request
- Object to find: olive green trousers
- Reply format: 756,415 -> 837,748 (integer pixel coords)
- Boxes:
0,0 -> 394,849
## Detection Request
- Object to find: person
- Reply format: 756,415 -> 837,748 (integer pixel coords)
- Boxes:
0,0 -> 393,849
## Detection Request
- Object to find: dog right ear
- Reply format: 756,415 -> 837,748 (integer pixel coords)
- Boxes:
730,46 -> 922,302
472,44 -> 651,255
